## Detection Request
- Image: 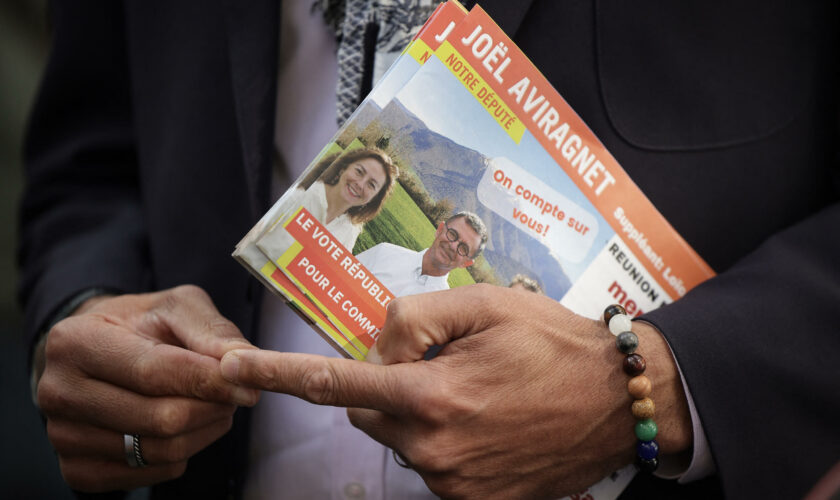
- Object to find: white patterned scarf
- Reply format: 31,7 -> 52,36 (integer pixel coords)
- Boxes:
315,0 -> 440,126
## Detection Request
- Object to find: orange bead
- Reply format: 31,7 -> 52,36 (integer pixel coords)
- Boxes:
628,375 -> 652,399
632,397 -> 656,419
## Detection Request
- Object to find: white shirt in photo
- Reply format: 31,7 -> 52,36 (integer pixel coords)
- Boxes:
356,243 -> 450,297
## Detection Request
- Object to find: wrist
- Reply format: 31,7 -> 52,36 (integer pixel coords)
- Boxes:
30,289 -> 117,406
630,321 -> 692,456
72,294 -> 114,315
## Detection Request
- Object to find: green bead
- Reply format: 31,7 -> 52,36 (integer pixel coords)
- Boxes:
616,331 -> 639,354
635,418 -> 658,441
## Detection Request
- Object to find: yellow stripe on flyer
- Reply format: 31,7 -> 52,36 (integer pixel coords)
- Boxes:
406,38 -> 434,65
436,41 -> 525,144
275,248 -> 371,358
259,260 -> 366,360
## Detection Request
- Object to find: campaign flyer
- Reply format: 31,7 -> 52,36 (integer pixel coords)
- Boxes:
253,4 -> 714,360
234,0 -> 468,359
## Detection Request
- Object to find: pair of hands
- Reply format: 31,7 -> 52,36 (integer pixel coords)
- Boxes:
37,284 -> 691,498
221,284 -> 693,499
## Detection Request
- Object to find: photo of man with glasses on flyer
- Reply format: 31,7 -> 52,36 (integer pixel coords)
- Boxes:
356,211 -> 488,298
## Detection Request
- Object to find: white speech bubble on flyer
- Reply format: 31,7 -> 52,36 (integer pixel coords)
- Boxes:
477,157 -> 599,263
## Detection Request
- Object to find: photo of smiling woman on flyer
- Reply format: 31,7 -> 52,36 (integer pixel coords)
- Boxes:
258,147 -> 399,256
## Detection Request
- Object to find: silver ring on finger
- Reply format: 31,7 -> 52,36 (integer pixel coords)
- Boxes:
124,434 -> 148,468
392,449 -> 411,469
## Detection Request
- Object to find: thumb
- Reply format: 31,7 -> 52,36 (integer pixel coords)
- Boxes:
376,284 -> 500,364
147,285 -> 257,358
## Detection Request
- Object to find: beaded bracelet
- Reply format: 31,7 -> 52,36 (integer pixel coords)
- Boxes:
603,304 -> 660,473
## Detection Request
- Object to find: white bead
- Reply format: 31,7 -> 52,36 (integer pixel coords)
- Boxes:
608,314 -> 632,336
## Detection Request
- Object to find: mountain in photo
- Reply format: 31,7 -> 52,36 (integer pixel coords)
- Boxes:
364,99 -> 573,299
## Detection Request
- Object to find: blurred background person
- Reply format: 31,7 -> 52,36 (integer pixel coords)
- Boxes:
508,273 -> 543,294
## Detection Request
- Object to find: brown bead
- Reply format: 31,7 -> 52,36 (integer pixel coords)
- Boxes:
628,375 -> 652,399
631,397 -> 656,419
603,304 -> 626,327
623,353 -> 646,376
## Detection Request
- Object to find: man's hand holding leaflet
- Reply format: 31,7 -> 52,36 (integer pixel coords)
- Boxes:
220,284 -> 692,500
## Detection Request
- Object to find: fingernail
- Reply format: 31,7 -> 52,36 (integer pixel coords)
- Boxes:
226,339 -> 256,349
366,344 -> 383,365
220,352 -> 240,381
232,387 -> 257,407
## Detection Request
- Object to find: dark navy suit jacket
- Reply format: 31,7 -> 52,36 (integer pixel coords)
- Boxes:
20,1 -> 838,498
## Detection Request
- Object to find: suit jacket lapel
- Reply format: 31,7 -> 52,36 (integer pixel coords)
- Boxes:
225,0 -> 279,219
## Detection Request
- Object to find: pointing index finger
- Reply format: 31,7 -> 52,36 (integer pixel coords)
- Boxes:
220,349 -> 422,415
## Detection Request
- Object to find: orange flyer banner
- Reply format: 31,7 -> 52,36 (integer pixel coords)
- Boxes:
280,208 -> 392,347
284,250 -> 381,350
444,6 -> 714,298
407,0 -> 468,64
415,1 -> 468,45
261,262 -> 364,360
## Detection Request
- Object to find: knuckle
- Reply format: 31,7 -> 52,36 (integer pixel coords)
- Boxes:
384,297 -> 410,330
173,284 -> 210,304
36,375 -> 65,414
36,378 -> 54,412
413,387 -> 458,424
45,319 -> 75,358
406,439 -> 448,473
141,307 -> 166,336
299,360 -> 337,405
157,290 -> 181,313
152,403 -> 189,436
156,284 -> 208,314
421,376 -> 478,424
206,316 -> 243,342
187,368 -> 216,400
248,355 -> 278,387
412,393 -> 442,423
383,297 -> 422,351
130,354 -> 155,388
208,315 -> 236,333
384,296 -> 402,320
469,283 -> 495,310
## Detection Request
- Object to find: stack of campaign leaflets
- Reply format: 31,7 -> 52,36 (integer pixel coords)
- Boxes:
234,3 -> 715,497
